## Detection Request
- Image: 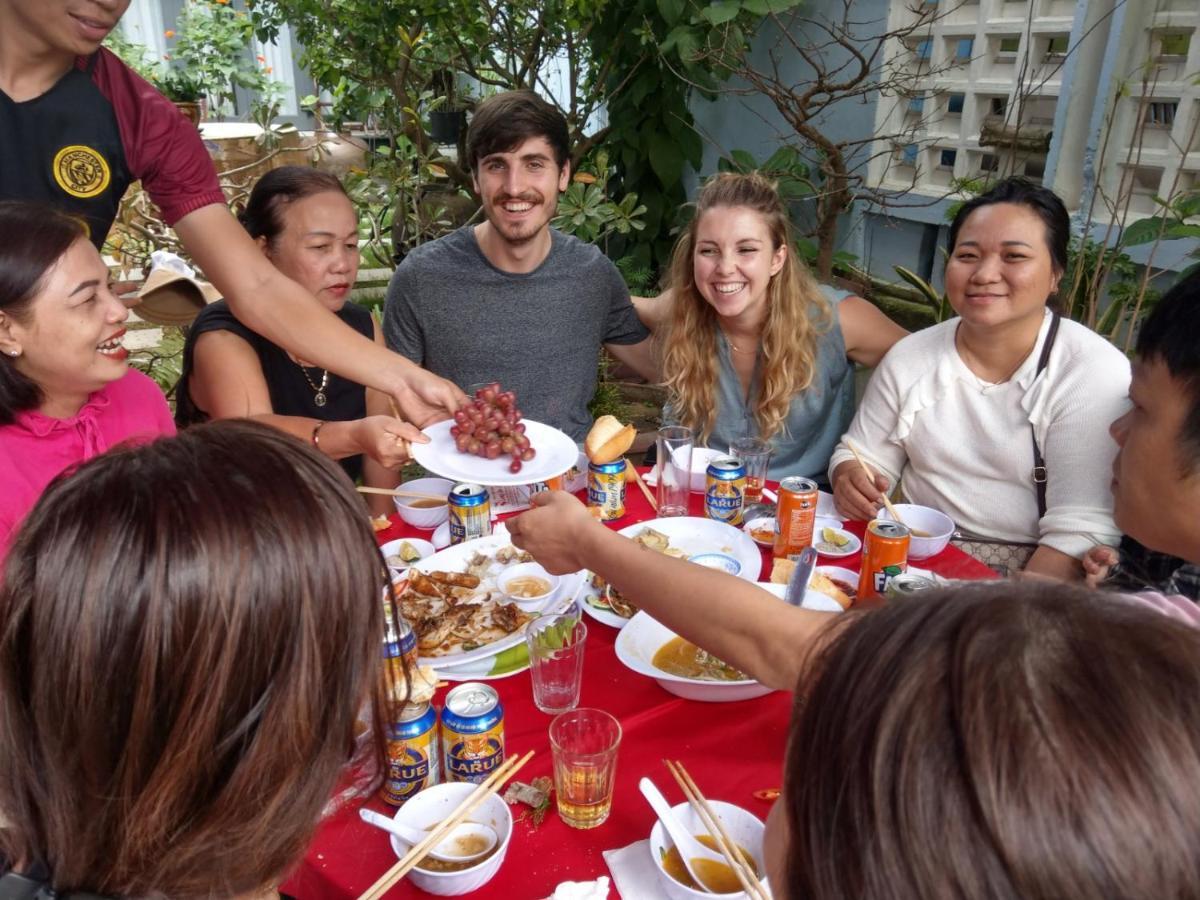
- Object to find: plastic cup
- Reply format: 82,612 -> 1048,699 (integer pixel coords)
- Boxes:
656,426 -> 693,518
526,615 -> 587,714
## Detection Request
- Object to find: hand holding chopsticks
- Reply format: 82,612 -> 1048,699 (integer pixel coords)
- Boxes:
357,750 -> 534,900
844,439 -> 905,527
664,760 -> 770,900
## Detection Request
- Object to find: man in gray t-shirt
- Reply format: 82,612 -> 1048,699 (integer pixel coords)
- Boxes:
383,90 -> 652,442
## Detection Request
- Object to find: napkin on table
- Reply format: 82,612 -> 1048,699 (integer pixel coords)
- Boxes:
603,840 -> 661,899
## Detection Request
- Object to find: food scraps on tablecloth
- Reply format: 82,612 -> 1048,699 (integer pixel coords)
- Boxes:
451,382 -> 536,475
371,514 -> 391,532
505,775 -> 554,825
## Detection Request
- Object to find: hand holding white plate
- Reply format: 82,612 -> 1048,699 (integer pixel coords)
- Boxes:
411,419 -> 579,487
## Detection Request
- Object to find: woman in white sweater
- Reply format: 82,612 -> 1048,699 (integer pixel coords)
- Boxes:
830,178 -> 1129,579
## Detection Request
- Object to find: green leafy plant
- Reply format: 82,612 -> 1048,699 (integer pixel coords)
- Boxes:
170,0 -> 280,118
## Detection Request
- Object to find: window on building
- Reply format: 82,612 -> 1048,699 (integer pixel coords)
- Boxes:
916,39 -> 932,59
1024,157 -> 1046,181
908,95 -> 926,113
997,36 -> 1020,58
1045,35 -> 1069,57
956,38 -> 974,61
947,93 -> 965,114
939,148 -> 958,168
901,143 -> 919,165
991,96 -> 1008,116
1145,100 -> 1179,127
1158,32 -> 1191,58
1130,167 -> 1162,193
980,153 -> 999,173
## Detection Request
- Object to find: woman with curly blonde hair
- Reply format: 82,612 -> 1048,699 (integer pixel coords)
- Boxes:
638,172 -> 904,484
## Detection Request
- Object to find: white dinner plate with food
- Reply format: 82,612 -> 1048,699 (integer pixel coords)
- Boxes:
812,517 -> 860,558
581,516 -> 762,630
615,612 -> 774,702
411,419 -> 579,487
397,532 -> 584,669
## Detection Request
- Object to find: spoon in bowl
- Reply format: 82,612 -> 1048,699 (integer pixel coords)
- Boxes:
640,777 -> 728,893
358,808 -> 498,864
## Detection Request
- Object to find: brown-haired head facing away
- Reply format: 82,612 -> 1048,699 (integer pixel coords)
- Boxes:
780,580 -> 1200,899
0,420 -> 404,898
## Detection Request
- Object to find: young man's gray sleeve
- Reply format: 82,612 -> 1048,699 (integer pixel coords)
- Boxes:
601,262 -> 650,346
382,261 -> 425,363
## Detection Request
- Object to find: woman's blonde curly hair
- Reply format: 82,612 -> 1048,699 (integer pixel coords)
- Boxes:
660,171 -> 832,445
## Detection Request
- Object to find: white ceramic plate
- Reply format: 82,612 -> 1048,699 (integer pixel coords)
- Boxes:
743,516 -> 776,548
405,531 -> 584,669
758,581 -> 847,613
410,419 -> 579,487
616,611 -> 774,702
580,516 -> 762,630
812,516 -> 860,558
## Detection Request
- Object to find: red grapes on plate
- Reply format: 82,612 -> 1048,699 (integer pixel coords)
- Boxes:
448,382 -> 537,474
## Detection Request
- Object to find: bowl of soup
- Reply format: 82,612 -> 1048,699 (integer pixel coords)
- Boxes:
497,561 -> 560,609
648,799 -> 768,900
387,781 -> 513,895
877,504 -> 955,559
393,477 -> 454,529
615,612 -> 774,702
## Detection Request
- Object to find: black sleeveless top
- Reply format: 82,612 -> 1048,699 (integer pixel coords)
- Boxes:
176,300 -> 373,482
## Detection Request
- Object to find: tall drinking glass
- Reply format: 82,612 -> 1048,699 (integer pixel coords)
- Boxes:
730,437 -> 773,505
526,615 -> 587,714
656,426 -> 693,518
550,708 -> 622,829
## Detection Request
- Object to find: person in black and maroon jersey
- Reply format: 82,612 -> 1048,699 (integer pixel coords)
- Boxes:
0,0 -> 464,428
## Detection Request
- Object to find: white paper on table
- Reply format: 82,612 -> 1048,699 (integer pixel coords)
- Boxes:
603,840 -> 660,899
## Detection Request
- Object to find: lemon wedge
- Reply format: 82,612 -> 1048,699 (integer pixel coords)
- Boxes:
822,527 -> 850,547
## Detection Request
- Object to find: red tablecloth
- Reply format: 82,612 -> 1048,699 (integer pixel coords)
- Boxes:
284,480 -> 995,899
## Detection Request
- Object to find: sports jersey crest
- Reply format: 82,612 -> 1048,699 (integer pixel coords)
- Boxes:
52,145 -> 112,199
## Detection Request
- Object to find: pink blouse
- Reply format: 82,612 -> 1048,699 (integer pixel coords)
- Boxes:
0,370 -> 175,556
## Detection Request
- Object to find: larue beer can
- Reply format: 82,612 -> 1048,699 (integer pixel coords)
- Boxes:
381,597 -> 419,704
773,476 -> 819,559
857,520 -> 911,601
441,683 -> 506,784
704,457 -> 747,526
587,459 -> 627,521
448,483 -> 491,545
380,701 -> 440,807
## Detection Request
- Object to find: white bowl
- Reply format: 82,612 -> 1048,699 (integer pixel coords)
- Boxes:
496,561 -> 560,608
743,517 -> 776,548
648,800 -> 768,900
387,782 -> 513,896
615,612 -> 774,702
380,537 -> 435,573
877,503 -> 954,559
686,448 -> 726,492
393,477 -> 454,529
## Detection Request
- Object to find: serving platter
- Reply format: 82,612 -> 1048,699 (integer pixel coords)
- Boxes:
399,530 -> 585,669
411,419 -> 579,486
581,516 -> 762,630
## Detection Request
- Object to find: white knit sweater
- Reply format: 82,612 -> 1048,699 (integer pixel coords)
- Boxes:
828,312 -> 1130,559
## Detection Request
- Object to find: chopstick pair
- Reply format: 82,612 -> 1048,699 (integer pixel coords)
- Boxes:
844,439 -> 907,527
356,486 -> 446,501
357,750 -> 535,900
664,759 -> 770,900
625,458 -> 657,511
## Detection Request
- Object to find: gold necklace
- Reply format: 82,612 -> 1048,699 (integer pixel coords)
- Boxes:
298,363 -> 330,407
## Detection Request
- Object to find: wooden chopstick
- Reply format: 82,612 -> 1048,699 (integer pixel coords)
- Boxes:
625,458 -> 658,512
844,439 -> 905,526
358,750 -> 534,900
665,760 -> 769,900
356,486 -> 447,501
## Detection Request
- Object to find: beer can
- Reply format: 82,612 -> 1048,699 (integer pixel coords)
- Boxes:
857,520 -> 911,601
587,459 -> 627,521
441,683 -> 505,784
448,483 -> 491,545
704,457 -> 746,526
382,592 -> 418,703
773,476 -> 819,559
380,701 -> 440,806
885,573 -> 938,600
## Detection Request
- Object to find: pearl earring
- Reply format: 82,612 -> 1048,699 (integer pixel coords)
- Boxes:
8,350 -> 18,357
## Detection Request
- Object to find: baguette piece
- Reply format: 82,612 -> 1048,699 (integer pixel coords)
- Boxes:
585,414 -> 636,465
770,560 -> 853,609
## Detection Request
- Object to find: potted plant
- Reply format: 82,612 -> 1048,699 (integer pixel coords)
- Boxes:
157,68 -> 207,126
427,69 -> 466,145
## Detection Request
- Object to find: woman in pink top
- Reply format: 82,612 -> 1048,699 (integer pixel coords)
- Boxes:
0,201 -> 174,554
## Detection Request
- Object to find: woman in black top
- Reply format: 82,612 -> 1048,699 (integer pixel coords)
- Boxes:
177,167 -> 419,512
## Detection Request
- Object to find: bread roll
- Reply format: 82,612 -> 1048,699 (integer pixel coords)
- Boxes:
585,415 -> 636,465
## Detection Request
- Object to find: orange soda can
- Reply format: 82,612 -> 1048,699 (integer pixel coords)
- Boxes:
773,476 -> 819,559
857,520 -> 911,601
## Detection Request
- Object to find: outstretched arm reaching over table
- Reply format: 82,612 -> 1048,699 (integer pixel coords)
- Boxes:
507,491 -> 839,691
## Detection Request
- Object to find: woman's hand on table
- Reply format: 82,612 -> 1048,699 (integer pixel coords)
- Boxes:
831,460 -> 889,521
355,416 -> 425,469
508,491 -> 600,574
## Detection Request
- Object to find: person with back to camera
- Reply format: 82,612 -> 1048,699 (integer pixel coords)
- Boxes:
633,171 -> 906,485
0,419 -> 407,899
829,177 -> 1130,579
383,90 -> 656,442
0,199 -> 174,556
0,0 -> 465,426
175,166 -> 423,515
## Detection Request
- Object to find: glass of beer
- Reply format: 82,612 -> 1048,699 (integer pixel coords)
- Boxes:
730,437 -> 773,505
549,708 -> 622,829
